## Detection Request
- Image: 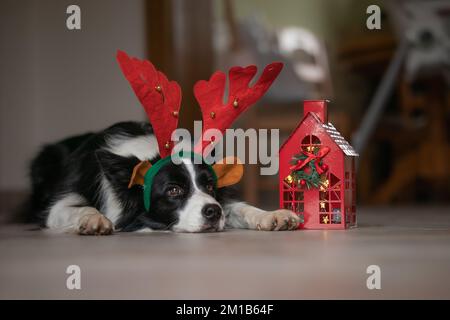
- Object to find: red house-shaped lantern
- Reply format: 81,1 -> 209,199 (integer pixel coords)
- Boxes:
279,100 -> 358,229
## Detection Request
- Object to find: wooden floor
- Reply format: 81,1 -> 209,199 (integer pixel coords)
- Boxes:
1,206 -> 450,299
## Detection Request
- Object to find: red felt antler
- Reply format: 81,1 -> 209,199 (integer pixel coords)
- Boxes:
193,62 -> 283,153
116,50 -> 181,158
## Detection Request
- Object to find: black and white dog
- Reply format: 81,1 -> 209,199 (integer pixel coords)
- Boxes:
25,121 -> 300,234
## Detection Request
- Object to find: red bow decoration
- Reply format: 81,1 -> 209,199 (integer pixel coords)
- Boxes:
289,146 -> 330,174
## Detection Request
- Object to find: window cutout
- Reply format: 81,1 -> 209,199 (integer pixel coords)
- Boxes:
311,135 -> 321,144
301,135 -> 321,152
296,202 -> 304,213
331,213 -> 341,224
320,214 -> 330,224
331,191 -> 340,201
283,191 -> 293,202
301,135 -> 309,144
329,173 -> 340,187
319,202 -> 329,212
301,135 -> 321,145
319,191 -> 328,201
295,191 -> 304,201
331,203 -> 340,211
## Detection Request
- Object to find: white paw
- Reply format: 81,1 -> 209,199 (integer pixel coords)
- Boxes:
78,210 -> 114,235
255,209 -> 301,231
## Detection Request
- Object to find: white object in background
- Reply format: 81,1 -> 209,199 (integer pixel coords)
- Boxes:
277,27 -> 328,84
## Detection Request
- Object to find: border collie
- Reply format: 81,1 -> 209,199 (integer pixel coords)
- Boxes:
25,121 -> 300,234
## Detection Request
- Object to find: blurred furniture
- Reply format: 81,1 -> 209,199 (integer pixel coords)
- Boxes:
372,76 -> 449,203
340,0 -> 450,204
352,0 -> 450,155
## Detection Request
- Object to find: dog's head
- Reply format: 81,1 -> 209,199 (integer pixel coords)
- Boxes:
129,155 -> 242,233
148,158 -> 223,232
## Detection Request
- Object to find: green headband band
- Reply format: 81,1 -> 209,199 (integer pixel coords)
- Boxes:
142,152 -> 217,211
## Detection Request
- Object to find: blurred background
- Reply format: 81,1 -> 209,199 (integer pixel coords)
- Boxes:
1,0 -> 449,221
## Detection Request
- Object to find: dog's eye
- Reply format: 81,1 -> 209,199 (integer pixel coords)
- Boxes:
166,186 -> 184,197
206,184 -> 214,193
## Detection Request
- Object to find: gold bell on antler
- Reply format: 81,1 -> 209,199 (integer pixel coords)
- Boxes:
155,85 -> 162,92
164,141 -> 170,149
210,111 -> 216,119
233,99 -> 239,108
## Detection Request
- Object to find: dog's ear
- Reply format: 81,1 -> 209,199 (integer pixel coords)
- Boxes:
212,157 -> 243,188
128,161 -> 152,188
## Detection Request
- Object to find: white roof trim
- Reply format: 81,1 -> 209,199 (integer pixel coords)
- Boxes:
322,123 -> 359,156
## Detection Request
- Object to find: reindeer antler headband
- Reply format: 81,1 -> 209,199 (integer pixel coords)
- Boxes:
116,50 -> 283,211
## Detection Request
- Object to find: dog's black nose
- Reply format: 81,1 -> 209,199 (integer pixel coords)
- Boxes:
202,204 -> 222,221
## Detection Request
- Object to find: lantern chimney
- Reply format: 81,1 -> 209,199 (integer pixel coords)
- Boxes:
304,100 -> 328,123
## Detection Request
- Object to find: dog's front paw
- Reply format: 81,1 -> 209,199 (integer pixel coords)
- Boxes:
256,209 -> 301,231
78,211 -> 114,235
